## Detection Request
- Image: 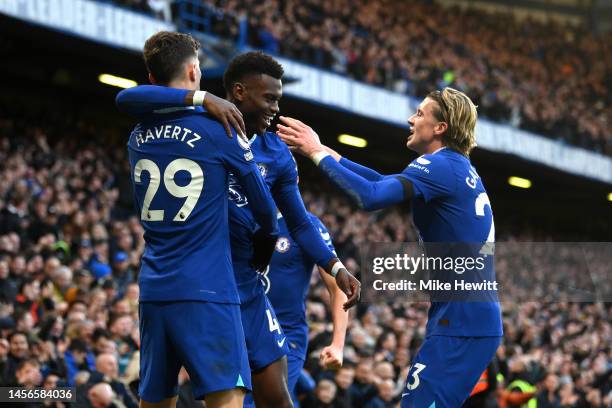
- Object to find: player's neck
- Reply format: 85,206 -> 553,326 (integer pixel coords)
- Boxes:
167,78 -> 197,91
422,142 -> 446,155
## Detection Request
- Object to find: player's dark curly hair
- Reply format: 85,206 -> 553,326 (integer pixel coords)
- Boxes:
143,31 -> 200,84
223,51 -> 284,93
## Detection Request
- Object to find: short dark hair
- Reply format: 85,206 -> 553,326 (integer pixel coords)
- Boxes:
16,358 -> 39,372
223,51 -> 284,93
143,31 -> 200,84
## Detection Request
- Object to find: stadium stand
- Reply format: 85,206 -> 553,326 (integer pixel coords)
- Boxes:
141,0 -> 611,155
0,107 -> 609,406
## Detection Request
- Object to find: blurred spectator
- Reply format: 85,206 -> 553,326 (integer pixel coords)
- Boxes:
196,0 -> 612,155
64,339 -> 95,386
87,382 -> 116,408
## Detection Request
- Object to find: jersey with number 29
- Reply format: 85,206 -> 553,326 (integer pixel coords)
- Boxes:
128,108 -> 258,304
399,147 -> 502,337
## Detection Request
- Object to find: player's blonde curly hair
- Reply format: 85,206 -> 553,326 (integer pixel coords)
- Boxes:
427,88 -> 478,156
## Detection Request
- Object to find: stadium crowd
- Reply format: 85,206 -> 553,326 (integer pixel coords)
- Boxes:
0,112 -> 609,408
111,0 -> 612,155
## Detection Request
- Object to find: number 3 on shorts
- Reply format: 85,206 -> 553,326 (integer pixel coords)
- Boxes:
406,363 -> 427,391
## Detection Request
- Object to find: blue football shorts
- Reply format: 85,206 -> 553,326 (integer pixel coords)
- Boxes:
400,335 -> 501,408
139,301 -> 251,402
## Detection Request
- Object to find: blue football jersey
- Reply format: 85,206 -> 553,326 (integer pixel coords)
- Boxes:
262,213 -> 335,359
227,132 -> 301,302
127,108 -> 260,304
399,147 -> 502,337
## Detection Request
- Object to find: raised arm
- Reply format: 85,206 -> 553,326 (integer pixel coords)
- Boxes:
277,117 -> 412,211
116,85 -> 245,138
312,143 -> 386,182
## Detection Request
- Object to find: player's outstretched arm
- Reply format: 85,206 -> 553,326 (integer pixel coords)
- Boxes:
318,266 -> 348,370
278,117 -> 386,181
271,153 -> 360,309
115,85 -> 245,138
277,116 -> 412,211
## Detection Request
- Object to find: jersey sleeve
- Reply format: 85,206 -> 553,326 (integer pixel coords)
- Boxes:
116,85 -> 190,116
339,157 -> 385,181
318,156 -> 406,211
397,154 -> 456,202
272,150 -> 337,268
309,215 -> 336,255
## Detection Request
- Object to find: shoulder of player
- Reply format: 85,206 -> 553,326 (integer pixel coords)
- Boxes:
186,113 -> 247,151
405,150 -> 452,174
261,131 -> 291,153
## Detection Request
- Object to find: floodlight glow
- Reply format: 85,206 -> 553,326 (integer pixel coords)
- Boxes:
338,134 -> 367,148
508,176 -> 532,189
98,74 -> 137,89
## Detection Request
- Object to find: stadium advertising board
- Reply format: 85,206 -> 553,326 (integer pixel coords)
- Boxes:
0,0 -> 173,51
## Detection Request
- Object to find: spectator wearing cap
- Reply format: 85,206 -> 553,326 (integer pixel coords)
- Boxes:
76,238 -> 94,266
111,251 -> 134,296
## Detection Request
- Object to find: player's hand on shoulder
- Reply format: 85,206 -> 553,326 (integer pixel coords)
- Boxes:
202,92 -> 246,139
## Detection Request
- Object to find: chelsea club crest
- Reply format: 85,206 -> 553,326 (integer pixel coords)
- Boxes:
275,237 -> 290,253
257,163 -> 268,178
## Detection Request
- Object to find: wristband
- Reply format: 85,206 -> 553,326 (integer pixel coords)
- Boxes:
193,90 -> 207,106
312,151 -> 330,166
330,261 -> 345,278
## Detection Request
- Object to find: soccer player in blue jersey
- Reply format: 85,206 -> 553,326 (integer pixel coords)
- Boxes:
276,88 -> 503,408
116,51 -> 361,408
125,32 -> 279,408
262,212 -> 348,402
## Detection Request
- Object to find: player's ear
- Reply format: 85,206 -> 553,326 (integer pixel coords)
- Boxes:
435,121 -> 448,136
232,82 -> 247,103
187,62 -> 198,82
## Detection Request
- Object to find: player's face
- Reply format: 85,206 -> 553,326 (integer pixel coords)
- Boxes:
406,97 -> 446,154
238,74 -> 282,135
